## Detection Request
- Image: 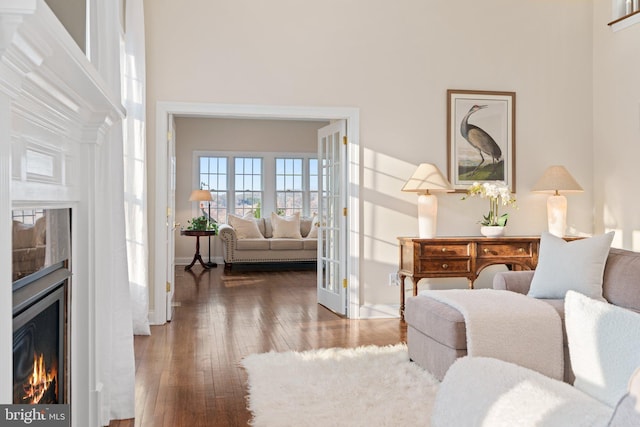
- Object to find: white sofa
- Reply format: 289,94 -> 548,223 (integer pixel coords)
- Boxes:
431,291 -> 640,427
219,214 -> 317,268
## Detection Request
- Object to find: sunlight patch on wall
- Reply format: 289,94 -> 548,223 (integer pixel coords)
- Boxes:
605,228 -> 623,249
633,231 -> 640,252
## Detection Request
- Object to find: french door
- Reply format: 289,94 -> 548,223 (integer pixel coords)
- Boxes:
166,117 -> 177,321
317,120 -> 347,315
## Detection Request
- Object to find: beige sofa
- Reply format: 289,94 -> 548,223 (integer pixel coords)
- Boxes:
405,247 -> 640,383
219,216 -> 317,268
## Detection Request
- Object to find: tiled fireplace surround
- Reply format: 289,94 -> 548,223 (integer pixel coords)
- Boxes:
0,2 -> 124,426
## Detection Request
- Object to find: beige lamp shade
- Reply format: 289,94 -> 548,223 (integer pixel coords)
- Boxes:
532,166 -> 583,195
188,189 -> 213,202
401,163 -> 454,194
402,163 -> 453,238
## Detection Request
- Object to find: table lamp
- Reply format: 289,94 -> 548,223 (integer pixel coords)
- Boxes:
532,165 -> 583,237
401,163 -> 454,238
188,189 -> 216,267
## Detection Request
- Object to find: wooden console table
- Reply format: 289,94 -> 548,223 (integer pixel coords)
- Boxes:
398,236 -> 542,320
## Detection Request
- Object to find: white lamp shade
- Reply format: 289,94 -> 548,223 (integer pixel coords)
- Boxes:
401,163 -> 454,194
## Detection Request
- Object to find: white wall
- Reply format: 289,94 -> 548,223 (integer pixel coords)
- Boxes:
593,0 -> 640,251
144,0 -> 595,314
173,117 -> 326,262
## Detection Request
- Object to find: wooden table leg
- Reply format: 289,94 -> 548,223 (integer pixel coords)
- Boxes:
399,273 -> 406,320
185,235 -> 209,270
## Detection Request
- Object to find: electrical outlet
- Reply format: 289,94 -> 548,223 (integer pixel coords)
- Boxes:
388,272 -> 399,287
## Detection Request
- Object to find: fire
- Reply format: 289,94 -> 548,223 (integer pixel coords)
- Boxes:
23,352 -> 57,404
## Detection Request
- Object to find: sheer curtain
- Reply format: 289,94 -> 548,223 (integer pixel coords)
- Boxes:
123,0 -> 150,336
91,0 -> 149,423
95,121 -> 136,422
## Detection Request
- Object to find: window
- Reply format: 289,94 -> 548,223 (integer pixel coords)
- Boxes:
198,157 -> 228,223
275,158 -> 303,215
195,152 -> 316,222
234,157 -> 263,217
309,158 -> 319,215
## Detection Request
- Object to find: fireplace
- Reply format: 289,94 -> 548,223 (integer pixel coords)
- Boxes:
12,209 -> 71,405
13,275 -> 67,404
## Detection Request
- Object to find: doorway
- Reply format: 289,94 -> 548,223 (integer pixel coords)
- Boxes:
153,102 -> 361,325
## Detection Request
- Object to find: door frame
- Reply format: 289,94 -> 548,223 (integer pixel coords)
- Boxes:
153,102 -> 361,324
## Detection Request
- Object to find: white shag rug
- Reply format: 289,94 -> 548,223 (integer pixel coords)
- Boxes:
241,344 -> 439,427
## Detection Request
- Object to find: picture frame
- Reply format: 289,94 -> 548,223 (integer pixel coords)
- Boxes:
446,89 -> 516,192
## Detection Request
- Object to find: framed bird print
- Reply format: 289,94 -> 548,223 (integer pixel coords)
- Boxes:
446,89 -> 516,192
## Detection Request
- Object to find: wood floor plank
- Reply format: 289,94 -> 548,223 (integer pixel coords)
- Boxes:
109,266 -> 406,426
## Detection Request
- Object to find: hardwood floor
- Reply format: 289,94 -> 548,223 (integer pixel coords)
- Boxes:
109,265 -> 406,427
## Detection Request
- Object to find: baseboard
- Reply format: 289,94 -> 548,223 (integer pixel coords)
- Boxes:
358,304 -> 400,319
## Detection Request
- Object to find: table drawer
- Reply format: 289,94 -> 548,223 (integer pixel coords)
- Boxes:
419,243 -> 471,257
418,259 -> 471,273
477,242 -> 533,258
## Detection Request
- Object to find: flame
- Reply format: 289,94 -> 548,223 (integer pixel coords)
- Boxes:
22,352 -> 57,404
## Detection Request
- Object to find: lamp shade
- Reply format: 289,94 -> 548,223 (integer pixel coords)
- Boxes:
532,166 -> 583,195
188,189 -> 212,202
401,163 -> 454,194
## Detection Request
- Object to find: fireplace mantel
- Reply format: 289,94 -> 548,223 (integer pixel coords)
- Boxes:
0,0 -> 124,202
0,1 -> 125,426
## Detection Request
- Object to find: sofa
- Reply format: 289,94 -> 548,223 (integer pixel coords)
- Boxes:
405,232 -> 640,383
431,290 -> 640,426
219,212 -> 318,268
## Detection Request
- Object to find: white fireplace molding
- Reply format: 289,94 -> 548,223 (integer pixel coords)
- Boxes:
0,1 -> 124,426
0,4 -> 123,143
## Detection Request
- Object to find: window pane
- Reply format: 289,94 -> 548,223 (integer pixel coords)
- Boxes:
234,157 -> 262,215
197,156 -> 228,223
309,158 -> 319,211
275,157 -> 304,214
235,157 -> 262,189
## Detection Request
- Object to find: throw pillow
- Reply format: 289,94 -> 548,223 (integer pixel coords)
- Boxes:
565,290 -> 640,408
527,231 -> 614,301
271,212 -> 302,239
306,215 -> 318,239
227,213 -> 264,239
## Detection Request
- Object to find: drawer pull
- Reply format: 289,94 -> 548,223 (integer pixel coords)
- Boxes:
441,247 -> 447,252
518,248 -> 525,253
442,263 -> 449,269
483,248 -> 489,254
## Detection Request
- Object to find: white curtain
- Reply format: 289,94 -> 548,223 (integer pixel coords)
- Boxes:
91,0 -> 144,423
123,0 -> 150,336
95,121 -> 136,423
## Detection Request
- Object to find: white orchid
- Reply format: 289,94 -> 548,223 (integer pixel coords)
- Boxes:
463,181 -> 516,226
